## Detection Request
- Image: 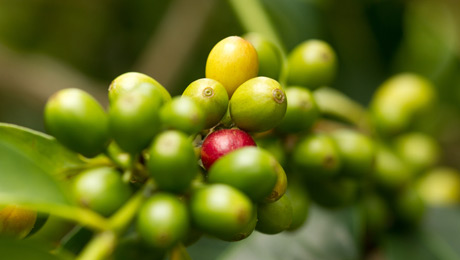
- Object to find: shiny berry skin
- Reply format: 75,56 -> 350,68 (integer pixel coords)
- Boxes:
201,128 -> 256,170
72,167 -> 132,216
44,88 -> 109,157
229,77 -> 287,133
205,36 -> 259,97
286,40 -> 337,89
136,193 -> 189,249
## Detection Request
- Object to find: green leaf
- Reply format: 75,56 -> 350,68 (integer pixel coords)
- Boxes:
423,207 -> 460,257
0,123 -> 82,206
0,123 -> 109,230
0,123 -> 84,177
188,206 -> 360,260
0,237 -> 71,260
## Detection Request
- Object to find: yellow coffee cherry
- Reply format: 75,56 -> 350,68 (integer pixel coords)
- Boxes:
205,36 -> 259,97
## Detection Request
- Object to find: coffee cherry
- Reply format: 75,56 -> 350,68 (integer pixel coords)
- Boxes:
218,206 -> 258,242
286,181 -> 310,231
416,167 -> 460,205
109,87 -> 163,155
264,161 -> 287,203
373,144 -> 414,192
147,131 -> 197,193
108,72 -> 171,104
256,195 -> 293,235
330,129 -> 375,179
200,128 -> 256,170
394,132 -> 440,174
189,184 -> 253,239
370,73 -> 436,135
72,167 -> 132,216
292,133 -> 342,180
286,40 -> 337,89
44,88 -> 109,157
160,96 -> 205,135
208,147 -> 279,203
276,86 -> 320,133
136,193 -> 189,249
230,77 -> 287,132
205,36 -> 258,97
243,32 -> 283,80
182,78 -> 229,129
0,205 -> 37,239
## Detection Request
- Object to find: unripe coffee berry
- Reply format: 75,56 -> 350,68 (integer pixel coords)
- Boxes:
44,88 -> 109,157
230,77 -> 287,133
182,78 -> 229,129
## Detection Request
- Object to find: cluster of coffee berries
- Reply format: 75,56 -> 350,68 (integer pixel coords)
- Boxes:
2,32 -> 451,259
37,35 -> 300,254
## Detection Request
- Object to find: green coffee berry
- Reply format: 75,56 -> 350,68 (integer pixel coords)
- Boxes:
394,132 -> 440,174
243,32 -> 283,80
286,40 -> 337,89
160,96 -> 205,135
230,77 -> 287,132
264,160 -> 287,203
256,195 -> 293,235
109,72 -> 171,104
182,78 -> 229,129
109,87 -> 163,154
277,86 -> 320,133
218,206 -> 258,242
72,167 -> 132,216
208,147 -> 279,203
136,193 -> 189,249
189,184 -> 253,239
373,144 -> 414,192
330,129 -> 375,179
286,181 -> 310,231
292,133 -> 341,180
370,73 -> 436,135
44,88 -> 109,157
147,131 -> 197,193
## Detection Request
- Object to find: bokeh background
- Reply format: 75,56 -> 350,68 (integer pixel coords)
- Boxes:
2,0 -> 460,258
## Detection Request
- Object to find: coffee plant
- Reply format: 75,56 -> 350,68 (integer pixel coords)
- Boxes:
1,2 -> 460,259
